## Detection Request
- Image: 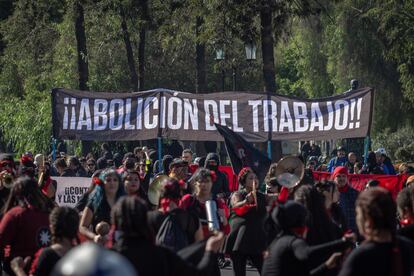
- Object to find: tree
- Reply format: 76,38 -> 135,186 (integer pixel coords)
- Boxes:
74,0 -> 91,155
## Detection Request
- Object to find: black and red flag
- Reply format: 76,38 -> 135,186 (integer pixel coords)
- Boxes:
215,123 -> 271,182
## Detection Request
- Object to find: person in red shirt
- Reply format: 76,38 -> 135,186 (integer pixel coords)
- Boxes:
0,176 -> 54,275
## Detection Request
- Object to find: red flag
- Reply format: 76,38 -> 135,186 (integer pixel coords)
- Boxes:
313,171 -> 407,199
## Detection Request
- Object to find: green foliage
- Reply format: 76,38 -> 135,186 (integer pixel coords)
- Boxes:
0,0 -> 413,154
0,91 -> 51,154
372,127 -> 414,161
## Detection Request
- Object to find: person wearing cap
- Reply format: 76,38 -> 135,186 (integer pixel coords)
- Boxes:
375,149 -> 390,175
169,158 -> 189,181
262,201 -> 355,276
327,147 -> 348,173
332,166 -> 359,233
376,148 -> 396,175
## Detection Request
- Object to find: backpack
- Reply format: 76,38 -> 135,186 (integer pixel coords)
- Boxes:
155,211 -> 189,252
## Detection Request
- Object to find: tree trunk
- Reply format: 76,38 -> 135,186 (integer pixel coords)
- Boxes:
195,16 -> 207,93
74,0 -> 91,155
195,16 -> 207,156
120,6 -> 138,91
138,28 -> 145,91
260,6 -> 282,161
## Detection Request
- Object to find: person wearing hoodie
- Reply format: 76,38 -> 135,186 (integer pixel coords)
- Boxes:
204,153 -> 230,199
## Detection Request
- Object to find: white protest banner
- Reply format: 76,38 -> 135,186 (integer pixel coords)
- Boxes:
53,177 -> 91,208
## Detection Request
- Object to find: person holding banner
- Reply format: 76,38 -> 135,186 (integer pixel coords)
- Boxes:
327,147 -> 348,173
79,169 -> 124,243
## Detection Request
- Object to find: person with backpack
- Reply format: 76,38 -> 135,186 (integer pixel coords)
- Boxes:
147,177 -> 203,251
113,196 -> 225,276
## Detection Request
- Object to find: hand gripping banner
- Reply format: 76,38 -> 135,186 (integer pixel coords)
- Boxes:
51,87 -> 373,142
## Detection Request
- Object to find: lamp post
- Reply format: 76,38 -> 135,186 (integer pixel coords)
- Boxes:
215,41 -> 256,91
215,48 -> 225,91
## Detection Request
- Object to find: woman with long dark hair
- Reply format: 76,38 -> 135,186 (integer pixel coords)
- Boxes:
294,185 -> 343,245
224,167 -> 267,276
315,181 -> 347,234
79,168 -> 124,243
262,201 -> 354,276
0,177 -> 54,275
339,188 -> 414,276
122,170 -> 147,200
112,196 -> 225,276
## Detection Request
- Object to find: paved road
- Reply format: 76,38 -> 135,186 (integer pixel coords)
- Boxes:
220,266 -> 260,276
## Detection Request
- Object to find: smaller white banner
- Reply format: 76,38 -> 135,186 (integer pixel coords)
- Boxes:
53,177 -> 91,208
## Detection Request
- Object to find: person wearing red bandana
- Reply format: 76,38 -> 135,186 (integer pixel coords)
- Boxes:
169,159 -> 191,195
147,177 -> 202,249
224,167 -> 267,276
332,166 -> 359,233
396,186 -> 414,242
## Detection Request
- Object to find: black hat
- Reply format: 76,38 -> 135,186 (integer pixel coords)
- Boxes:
271,201 -> 307,231
169,158 -> 188,170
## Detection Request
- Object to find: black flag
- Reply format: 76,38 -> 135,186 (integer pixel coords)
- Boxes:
215,124 -> 271,182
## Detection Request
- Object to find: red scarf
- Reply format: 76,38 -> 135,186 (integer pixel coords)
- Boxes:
338,184 -> 349,193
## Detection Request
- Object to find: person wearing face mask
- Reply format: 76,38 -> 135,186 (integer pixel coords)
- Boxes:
79,169 -> 125,244
204,153 -> 230,199
327,147 -> 348,173
332,166 -> 359,233
224,167 -> 267,276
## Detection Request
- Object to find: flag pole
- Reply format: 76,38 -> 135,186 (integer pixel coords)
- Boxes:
267,91 -> 272,160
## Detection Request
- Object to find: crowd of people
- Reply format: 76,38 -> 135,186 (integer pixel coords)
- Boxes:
0,142 -> 414,276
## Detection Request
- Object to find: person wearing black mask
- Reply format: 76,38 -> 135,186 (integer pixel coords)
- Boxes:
204,153 -> 230,199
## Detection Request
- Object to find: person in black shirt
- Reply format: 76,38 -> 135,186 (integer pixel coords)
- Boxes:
113,196 -> 225,276
262,201 -> 354,276
11,206 -> 80,276
225,167 -> 267,276
339,188 -> 414,276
